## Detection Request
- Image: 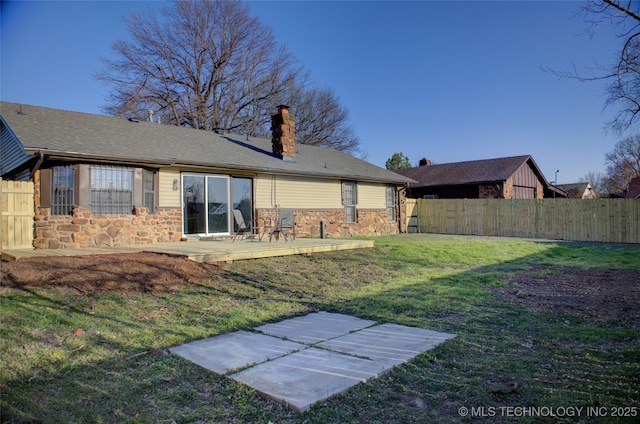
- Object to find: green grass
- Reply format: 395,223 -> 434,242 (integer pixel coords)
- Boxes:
2,234 -> 639,423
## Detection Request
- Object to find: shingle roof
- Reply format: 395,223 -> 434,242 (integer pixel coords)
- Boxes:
394,155 -> 548,188
556,183 -> 590,198
0,101 -> 413,184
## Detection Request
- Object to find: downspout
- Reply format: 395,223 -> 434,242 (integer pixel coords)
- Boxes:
30,150 -> 45,179
494,183 -> 503,199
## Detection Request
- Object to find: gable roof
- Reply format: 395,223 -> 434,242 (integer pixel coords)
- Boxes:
394,155 -> 549,188
0,102 -> 413,185
556,182 -> 594,199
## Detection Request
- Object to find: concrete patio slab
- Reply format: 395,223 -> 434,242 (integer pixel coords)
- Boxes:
319,323 -> 456,365
255,311 -> 377,344
230,347 -> 393,412
169,331 -> 304,374
170,313 -> 457,413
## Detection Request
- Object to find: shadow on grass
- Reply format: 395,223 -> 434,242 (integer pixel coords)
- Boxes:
2,236 -> 639,423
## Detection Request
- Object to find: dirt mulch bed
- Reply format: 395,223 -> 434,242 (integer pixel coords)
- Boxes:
494,265 -> 640,328
0,252 -> 219,295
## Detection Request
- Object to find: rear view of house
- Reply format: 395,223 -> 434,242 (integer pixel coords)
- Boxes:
1,102 -> 413,249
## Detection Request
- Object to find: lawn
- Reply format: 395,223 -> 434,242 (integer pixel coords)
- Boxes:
1,234 -> 639,423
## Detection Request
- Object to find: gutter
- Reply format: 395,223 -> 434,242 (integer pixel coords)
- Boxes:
23,148 -> 175,168
21,148 -> 414,185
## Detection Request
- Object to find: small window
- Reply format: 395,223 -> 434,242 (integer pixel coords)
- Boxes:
90,165 -> 133,214
386,186 -> 396,222
143,170 -> 156,212
342,181 -> 357,223
51,165 -> 75,215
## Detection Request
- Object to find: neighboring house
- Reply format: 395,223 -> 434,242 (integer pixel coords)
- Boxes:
1,102 -> 413,249
627,177 -> 640,198
394,155 -> 563,199
556,182 -> 598,199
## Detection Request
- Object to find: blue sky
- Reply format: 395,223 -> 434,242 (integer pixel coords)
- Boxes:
1,1 -> 625,184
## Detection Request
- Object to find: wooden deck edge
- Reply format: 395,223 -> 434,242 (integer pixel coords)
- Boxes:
187,240 -> 375,263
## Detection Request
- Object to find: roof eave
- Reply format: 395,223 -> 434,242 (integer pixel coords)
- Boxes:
410,179 -> 507,188
24,148 -> 175,167
26,148 -> 414,184
173,159 -> 415,184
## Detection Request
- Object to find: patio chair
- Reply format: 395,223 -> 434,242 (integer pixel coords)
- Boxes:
270,208 -> 296,242
258,205 -> 280,241
232,209 -> 252,242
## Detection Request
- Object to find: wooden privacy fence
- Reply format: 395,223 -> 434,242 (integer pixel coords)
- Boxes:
1,179 -> 35,250
406,198 -> 640,244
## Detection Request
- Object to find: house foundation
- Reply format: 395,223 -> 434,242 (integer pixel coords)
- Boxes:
34,206 -> 183,249
257,208 -> 399,238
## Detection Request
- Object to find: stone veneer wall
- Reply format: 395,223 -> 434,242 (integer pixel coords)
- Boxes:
479,179 -> 544,199
479,183 -> 504,199
34,206 -> 183,249
256,208 -> 399,238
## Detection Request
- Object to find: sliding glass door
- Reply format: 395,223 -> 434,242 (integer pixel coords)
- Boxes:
206,176 -> 229,234
182,174 -> 252,237
232,177 -> 252,232
183,175 -> 206,235
183,174 -> 230,236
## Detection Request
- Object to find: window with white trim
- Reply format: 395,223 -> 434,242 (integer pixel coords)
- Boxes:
143,169 -> 156,212
386,186 -> 396,222
342,181 -> 357,223
90,165 -> 133,214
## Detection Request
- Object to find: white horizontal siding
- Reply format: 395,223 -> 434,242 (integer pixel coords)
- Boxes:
358,182 -> 387,209
255,174 -> 343,209
162,170 -> 392,210
158,168 -> 181,208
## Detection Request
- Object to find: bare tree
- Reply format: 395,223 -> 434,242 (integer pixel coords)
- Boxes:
581,170 -> 607,194
99,1 -> 300,133
285,86 -> 359,154
603,133 -> 640,194
97,0 -> 360,153
555,1 -> 640,134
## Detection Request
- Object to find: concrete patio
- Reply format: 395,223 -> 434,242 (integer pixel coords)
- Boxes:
1,237 -> 374,263
170,312 -> 456,412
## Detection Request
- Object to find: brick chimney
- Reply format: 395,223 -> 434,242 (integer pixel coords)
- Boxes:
271,105 -> 296,161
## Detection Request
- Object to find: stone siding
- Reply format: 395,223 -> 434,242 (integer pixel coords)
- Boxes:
34,206 -> 183,249
479,183 -> 504,199
30,169 -> 404,249
257,208 -> 399,238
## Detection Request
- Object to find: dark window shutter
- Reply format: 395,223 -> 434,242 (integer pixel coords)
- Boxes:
39,168 -> 51,207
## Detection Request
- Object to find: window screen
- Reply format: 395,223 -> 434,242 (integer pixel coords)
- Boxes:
386,186 -> 396,222
51,165 -> 75,215
342,181 -> 357,223
143,170 -> 156,212
90,165 -> 133,214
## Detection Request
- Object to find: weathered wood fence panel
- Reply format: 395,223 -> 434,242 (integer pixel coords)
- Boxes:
406,199 -> 640,244
1,179 -> 35,249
